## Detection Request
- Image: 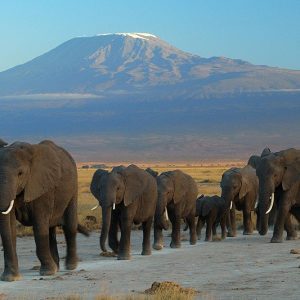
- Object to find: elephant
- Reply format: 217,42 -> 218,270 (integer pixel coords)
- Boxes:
256,148 -> 300,242
220,165 -> 258,236
153,169 -> 198,250
248,148 -> 297,239
90,164 -> 157,260
195,195 -> 227,241
0,140 -> 88,281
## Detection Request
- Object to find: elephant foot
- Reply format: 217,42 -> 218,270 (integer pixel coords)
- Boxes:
227,231 -> 237,237
270,236 -> 283,243
1,272 -> 22,282
141,249 -> 151,256
109,242 -> 119,254
205,237 -> 212,242
170,241 -> 181,248
190,239 -> 197,245
65,257 -> 78,271
190,234 -> 197,245
117,253 -> 131,260
40,264 -> 58,276
286,235 -> 298,241
153,243 -> 163,250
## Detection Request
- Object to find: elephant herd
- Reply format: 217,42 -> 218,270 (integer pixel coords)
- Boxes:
0,139 -> 299,282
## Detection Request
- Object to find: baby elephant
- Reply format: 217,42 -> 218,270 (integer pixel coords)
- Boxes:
196,195 -> 227,241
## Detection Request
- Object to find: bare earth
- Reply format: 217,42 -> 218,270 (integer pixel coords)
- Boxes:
0,230 -> 299,299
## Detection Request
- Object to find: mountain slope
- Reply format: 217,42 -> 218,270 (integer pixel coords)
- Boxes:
1,33 -> 300,97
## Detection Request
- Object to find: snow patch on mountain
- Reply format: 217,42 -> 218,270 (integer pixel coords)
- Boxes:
96,32 -> 157,40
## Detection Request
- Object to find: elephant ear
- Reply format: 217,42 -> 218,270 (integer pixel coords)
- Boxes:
247,155 -> 261,169
90,169 -> 108,203
171,171 -> 188,204
24,144 -> 62,202
123,165 -> 144,207
282,159 -> 300,191
239,173 -> 249,199
261,147 -> 271,157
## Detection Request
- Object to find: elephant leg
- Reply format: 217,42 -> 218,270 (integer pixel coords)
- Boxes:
196,217 -> 204,240
0,212 -> 21,281
291,207 -> 300,223
118,210 -> 132,260
33,221 -> 57,276
212,223 -> 217,237
185,213 -> 197,245
220,215 -> 227,240
205,216 -> 213,241
108,211 -> 119,253
227,208 -> 237,237
153,219 -> 164,250
62,198 -> 78,270
243,209 -> 253,235
271,193 -> 293,243
256,208 -> 260,232
141,217 -> 152,255
49,227 -> 59,270
168,209 -> 181,248
285,212 -> 297,240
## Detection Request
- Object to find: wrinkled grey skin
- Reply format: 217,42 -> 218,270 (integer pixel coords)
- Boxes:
256,148 -> 300,242
153,170 -> 198,250
90,164 -> 157,260
0,140 -> 84,281
196,195 -> 227,241
221,165 -> 258,236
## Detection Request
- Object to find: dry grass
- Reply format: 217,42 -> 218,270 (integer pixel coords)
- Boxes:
62,280 -> 199,299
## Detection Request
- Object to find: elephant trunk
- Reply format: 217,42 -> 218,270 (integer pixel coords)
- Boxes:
0,213 -> 19,280
258,186 -> 273,235
0,182 -> 16,214
221,189 -> 234,210
100,206 -> 112,252
155,195 -> 169,230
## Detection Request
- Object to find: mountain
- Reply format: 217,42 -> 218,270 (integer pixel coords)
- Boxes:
0,33 -> 300,161
1,32 -> 300,98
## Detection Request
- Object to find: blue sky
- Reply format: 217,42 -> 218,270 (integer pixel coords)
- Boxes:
0,0 -> 300,72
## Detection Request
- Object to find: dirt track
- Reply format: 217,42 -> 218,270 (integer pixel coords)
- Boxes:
0,229 -> 299,299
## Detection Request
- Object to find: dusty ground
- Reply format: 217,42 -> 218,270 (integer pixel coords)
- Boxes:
0,229 -> 299,299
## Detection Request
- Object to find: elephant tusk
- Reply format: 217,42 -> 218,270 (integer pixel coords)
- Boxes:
164,209 -> 169,221
91,204 -> 99,211
1,200 -> 15,215
230,201 -> 233,210
265,193 -> 274,214
254,198 -> 258,209
113,203 -> 116,210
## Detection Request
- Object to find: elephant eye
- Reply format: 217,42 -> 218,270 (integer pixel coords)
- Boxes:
18,171 -> 23,177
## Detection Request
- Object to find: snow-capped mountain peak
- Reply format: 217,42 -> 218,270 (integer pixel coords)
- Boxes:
96,32 -> 157,40
0,33 -> 300,97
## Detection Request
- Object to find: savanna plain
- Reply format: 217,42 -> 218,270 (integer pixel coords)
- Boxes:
1,164 -> 300,300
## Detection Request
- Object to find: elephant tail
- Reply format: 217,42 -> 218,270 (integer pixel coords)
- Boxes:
77,223 -> 90,237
